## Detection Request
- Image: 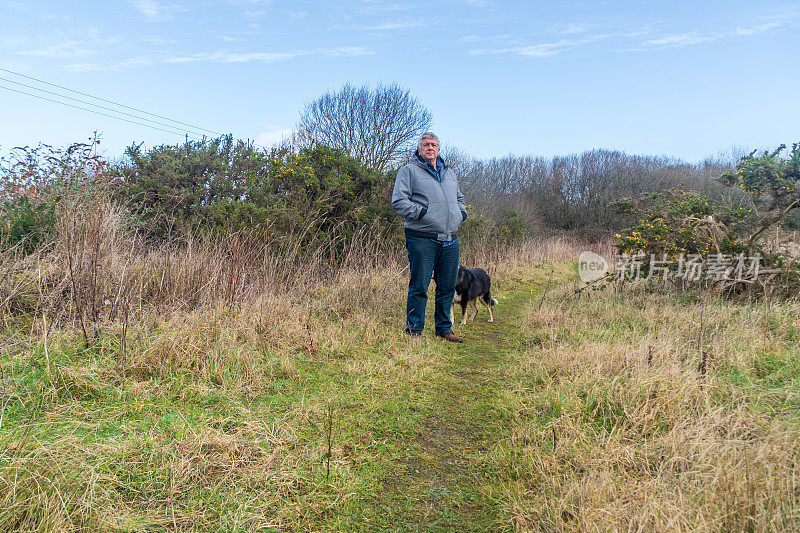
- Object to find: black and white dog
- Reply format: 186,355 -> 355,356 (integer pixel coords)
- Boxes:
451,266 -> 498,325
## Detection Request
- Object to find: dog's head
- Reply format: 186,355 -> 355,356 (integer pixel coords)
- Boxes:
455,265 -> 470,292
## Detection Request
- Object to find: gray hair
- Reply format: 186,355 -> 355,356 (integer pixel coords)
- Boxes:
417,132 -> 440,150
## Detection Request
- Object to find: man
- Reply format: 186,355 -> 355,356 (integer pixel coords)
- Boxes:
391,132 -> 468,342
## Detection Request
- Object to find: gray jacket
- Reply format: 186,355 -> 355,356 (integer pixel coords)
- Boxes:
391,154 -> 467,241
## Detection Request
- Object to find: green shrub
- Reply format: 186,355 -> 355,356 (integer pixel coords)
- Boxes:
118,138 -> 398,249
613,144 -> 800,293
1,141 -> 116,253
718,143 -> 800,253
614,189 -> 750,258
459,206 -> 531,245
0,195 -> 57,253
492,209 -> 528,242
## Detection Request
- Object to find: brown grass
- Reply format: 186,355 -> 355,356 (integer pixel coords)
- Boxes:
502,284 -> 800,531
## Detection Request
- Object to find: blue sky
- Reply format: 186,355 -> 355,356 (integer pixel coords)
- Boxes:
1,0 -> 798,163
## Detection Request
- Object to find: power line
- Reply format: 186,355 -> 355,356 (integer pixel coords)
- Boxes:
0,84 -> 203,139
0,66 -> 223,137
0,76 -> 210,138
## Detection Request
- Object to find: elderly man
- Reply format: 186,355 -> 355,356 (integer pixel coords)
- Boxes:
391,132 -> 468,342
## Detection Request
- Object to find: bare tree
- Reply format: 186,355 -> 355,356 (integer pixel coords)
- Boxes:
297,83 -> 433,172
455,149 -> 738,231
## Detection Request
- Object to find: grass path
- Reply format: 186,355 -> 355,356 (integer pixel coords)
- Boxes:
349,274 -> 550,531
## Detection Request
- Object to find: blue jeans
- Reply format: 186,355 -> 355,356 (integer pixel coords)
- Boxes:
404,231 -> 460,336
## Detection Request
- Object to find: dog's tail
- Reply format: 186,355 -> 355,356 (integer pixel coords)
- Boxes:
482,293 -> 498,306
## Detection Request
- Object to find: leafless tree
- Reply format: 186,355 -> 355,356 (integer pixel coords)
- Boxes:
456,149 -> 738,230
297,83 -> 433,172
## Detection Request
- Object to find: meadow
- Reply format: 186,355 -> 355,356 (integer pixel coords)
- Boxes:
1,208 -> 799,531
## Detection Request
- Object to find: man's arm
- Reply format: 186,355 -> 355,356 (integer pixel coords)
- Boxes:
392,166 -> 426,220
457,180 -> 467,222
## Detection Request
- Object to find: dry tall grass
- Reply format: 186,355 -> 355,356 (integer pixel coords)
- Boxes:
502,283 -> 800,531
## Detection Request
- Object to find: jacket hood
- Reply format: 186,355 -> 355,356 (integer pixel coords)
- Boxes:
413,151 -> 447,171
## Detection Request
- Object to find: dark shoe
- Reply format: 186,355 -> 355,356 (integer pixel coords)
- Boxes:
437,331 -> 463,343
407,332 -> 422,340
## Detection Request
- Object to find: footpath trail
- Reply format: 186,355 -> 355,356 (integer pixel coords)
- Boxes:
355,278 -> 547,531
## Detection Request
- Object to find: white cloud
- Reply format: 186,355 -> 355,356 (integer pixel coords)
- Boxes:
139,37 -> 177,44
514,40 -> 581,57
121,56 -> 155,68
64,55 -> 154,72
132,0 -> 187,21
645,31 -> 716,47
255,127 -> 293,148
472,35 -> 609,58
630,15 -> 796,51
563,23 -> 585,34
474,13 -> 796,60
243,9 -> 267,19
321,46 -> 373,58
14,40 -> 94,58
133,0 -> 163,18
164,51 -> 301,63
164,46 -> 371,64
41,13 -> 72,23
63,62 -> 117,72
368,19 -> 425,31
0,35 -> 32,50
57,44 -> 370,72
733,21 -> 782,36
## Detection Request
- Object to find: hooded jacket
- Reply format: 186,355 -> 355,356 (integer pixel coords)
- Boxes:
391,153 -> 468,241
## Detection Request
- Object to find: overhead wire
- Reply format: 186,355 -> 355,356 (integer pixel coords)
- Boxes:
0,66 -> 223,137
0,76 -> 210,139
0,84 -> 203,139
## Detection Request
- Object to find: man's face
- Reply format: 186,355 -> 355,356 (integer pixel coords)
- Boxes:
419,138 -> 439,163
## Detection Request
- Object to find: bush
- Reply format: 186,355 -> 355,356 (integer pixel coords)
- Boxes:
458,205 -> 532,246
0,195 -> 58,253
614,189 -> 750,258
1,142 -> 116,253
118,138 -> 398,247
613,144 -> 800,295
118,135 -> 271,238
718,143 -> 800,253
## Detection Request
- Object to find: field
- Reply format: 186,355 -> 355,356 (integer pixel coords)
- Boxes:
1,235 -> 799,531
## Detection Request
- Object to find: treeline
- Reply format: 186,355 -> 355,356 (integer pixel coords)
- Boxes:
450,148 -> 745,234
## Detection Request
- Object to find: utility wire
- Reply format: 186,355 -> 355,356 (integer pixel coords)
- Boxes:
0,76 -> 210,138
0,84 -> 203,139
0,66 -> 223,136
